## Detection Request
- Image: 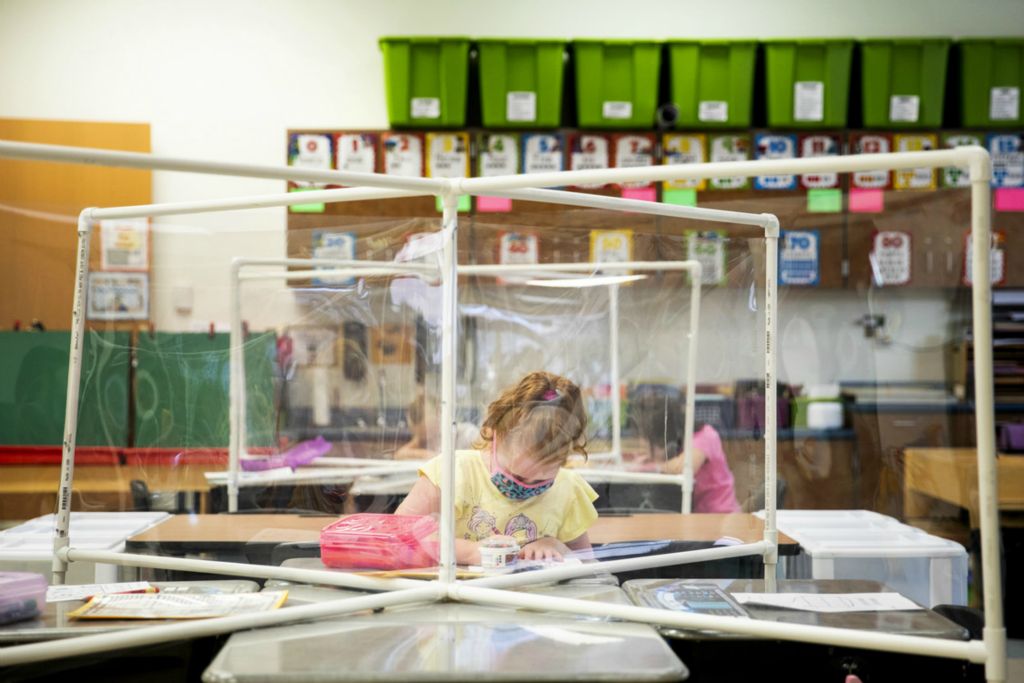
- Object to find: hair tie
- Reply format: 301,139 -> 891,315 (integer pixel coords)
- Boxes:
542,389 -> 558,401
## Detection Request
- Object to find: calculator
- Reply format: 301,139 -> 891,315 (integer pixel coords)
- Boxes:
640,582 -> 749,617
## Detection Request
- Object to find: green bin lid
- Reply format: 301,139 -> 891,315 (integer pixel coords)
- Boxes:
474,37 -> 567,45
761,38 -> 854,45
665,39 -> 756,46
859,37 -> 951,45
956,37 -> 1024,45
378,36 -> 470,47
572,38 -> 662,46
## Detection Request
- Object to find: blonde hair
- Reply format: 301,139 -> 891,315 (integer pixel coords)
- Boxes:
474,371 -> 588,467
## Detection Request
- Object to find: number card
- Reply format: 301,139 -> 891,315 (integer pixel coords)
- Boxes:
590,229 -> 634,271
893,134 -> 937,190
708,134 -> 751,190
963,230 -> 1007,286
100,218 -> 148,271
425,132 -> 470,179
312,231 -> 357,286
850,133 -> 892,189
382,133 -> 424,178
479,133 -> 519,177
799,134 -> 841,189
569,133 -> 611,188
686,230 -> 727,285
288,133 -> 333,189
988,133 -> 1024,189
335,133 -> 378,175
779,230 -> 820,286
87,272 -> 149,321
870,231 -> 912,286
941,133 -> 982,188
755,133 -> 798,190
613,133 -> 656,189
662,134 -> 706,191
522,133 -> 564,175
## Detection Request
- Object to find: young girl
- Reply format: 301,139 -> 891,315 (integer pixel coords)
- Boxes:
396,371 -> 598,564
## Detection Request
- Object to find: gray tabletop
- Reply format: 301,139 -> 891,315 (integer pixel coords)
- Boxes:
0,580 -> 260,643
623,578 -> 970,640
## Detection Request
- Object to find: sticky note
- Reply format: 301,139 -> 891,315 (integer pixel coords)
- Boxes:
663,188 -> 697,207
621,186 -> 657,202
288,187 -> 325,213
806,188 -> 842,213
476,196 -> 513,213
995,188 -> 1024,212
849,188 -> 885,214
435,195 -> 471,213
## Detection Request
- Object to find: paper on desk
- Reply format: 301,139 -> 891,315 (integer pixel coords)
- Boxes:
47,581 -> 154,603
67,590 -> 288,619
731,592 -> 922,613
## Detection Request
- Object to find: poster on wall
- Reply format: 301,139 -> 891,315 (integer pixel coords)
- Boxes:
425,132 -> 470,179
686,230 -> 726,285
662,133 -> 706,191
963,229 -> 1007,286
893,134 -> 937,190
754,133 -> 798,190
287,133 -> 333,188
941,132 -> 982,188
99,218 -> 149,271
312,231 -> 357,286
707,134 -> 751,190
988,133 -> 1024,189
613,133 -> 656,189
87,272 -> 149,321
569,133 -> 611,188
850,133 -> 892,189
334,132 -> 379,175
870,231 -> 912,286
382,132 -> 424,177
779,230 -> 820,286
522,133 -> 564,175
799,134 -> 840,189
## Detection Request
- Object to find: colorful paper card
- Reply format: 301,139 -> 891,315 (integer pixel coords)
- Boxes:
382,133 -> 424,177
806,188 -> 842,213
708,134 -> 751,190
779,230 -> 820,286
988,133 -> 1024,189
893,134 -> 937,190
334,133 -> 378,175
941,133 -> 982,188
685,230 -> 726,285
479,133 -> 519,177
312,231 -> 356,286
850,133 -> 892,189
995,188 -> 1024,212
663,188 -> 697,207
477,196 -> 513,213
569,133 -> 610,188
434,195 -> 471,213
799,134 -> 840,189
870,231 -> 912,286
849,188 -> 885,213
963,230 -> 1006,286
621,186 -> 657,202
497,231 -> 538,285
522,133 -> 564,175
662,133 -> 706,191
288,186 -> 325,213
100,218 -> 149,271
613,133 -> 656,189
754,133 -> 798,190
590,229 -> 634,269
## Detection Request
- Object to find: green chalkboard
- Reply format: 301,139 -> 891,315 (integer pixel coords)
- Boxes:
133,332 -> 277,448
0,331 -> 131,446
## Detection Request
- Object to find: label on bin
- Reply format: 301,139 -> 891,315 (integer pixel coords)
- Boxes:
799,134 -> 840,189
522,133 -> 564,175
479,134 -> 519,176
383,133 -> 423,177
662,134 -> 706,190
686,230 -> 726,285
708,134 -> 750,190
614,134 -> 655,189
794,81 -> 824,122
893,134 -> 936,190
602,101 -> 633,120
963,229 -> 1006,286
506,91 -> 537,122
941,133 -> 981,187
779,230 -> 820,286
755,133 -> 797,190
411,97 -> 441,119
851,134 -> 891,188
989,133 -> 1024,188
991,87 -> 1020,121
336,133 -> 377,175
699,101 -> 729,122
889,95 -> 920,123
570,133 -> 610,187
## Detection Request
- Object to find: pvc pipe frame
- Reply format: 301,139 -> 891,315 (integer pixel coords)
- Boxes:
0,141 -> 997,680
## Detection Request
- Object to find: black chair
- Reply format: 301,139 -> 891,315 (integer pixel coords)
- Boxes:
932,604 -> 984,640
749,477 -> 788,512
130,480 -> 152,511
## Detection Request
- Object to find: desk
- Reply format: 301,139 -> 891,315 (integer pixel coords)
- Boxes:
125,513 -> 798,557
903,448 -> 1024,527
0,464 -> 214,520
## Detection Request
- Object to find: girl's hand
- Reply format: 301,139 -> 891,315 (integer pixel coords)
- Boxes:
519,536 -> 571,561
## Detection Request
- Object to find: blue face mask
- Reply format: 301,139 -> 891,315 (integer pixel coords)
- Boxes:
490,470 -> 554,500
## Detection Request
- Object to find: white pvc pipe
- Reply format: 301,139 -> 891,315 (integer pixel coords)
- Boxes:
450,585 -> 987,664
681,261 -> 703,514
0,585 -> 441,667
438,193 -> 459,585
608,284 -> 622,466
51,211 -> 94,585
466,542 -> 767,590
763,217 -> 780,592
228,260 -> 244,512
206,464 -> 424,487
61,547 -> 426,592
576,469 -> 686,485
0,139 -> 445,192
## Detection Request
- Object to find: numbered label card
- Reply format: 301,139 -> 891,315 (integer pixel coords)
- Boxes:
779,230 -> 820,286
871,231 -> 912,286
941,133 -> 982,188
708,134 -> 751,190
755,133 -> 798,190
851,133 -> 892,189
499,231 -> 539,266
963,230 -> 1007,286
288,133 -> 333,188
100,218 -> 149,271
479,133 -> 520,177
799,134 -> 840,189
589,229 -> 634,269
893,134 -> 937,190
988,133 -> 1024,189
522,133 -> 564,175
613,134 -> 656,189
569,133 -> 610,188
335,133 -> 378,175
382,133 -> 424,177
662,134 -> 706,190
426,132 -> 470,179
312,231 -> 357,286
686,230 -> 727,285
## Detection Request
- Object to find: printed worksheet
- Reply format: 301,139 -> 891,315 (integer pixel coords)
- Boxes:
731,592 -> 922,613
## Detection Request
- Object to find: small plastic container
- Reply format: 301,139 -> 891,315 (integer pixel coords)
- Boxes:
479,537 -> 519,569
0,572 -> 46,624
958,38 -> 1024,128
573,39 -> 662,129
378,37 -> 470,128
477,38 -> 567,128
667,40 -> 757,129
320,514 -> 438,570
860,38 -> 951,129
764,39 -> 854,128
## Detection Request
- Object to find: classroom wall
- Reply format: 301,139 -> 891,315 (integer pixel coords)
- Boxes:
0,0 -> 1018,385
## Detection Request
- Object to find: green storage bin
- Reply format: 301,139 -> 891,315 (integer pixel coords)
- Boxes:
668,40 -> 756,128
861,38 -> 951,129
573,39 -> 661,129
379,36 -> 470,128
765,39 -> 854,128
959,38 -> 1024,128
477,38 -> 566,128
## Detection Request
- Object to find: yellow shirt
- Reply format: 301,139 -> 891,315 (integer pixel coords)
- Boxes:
419,450 -> 599,546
